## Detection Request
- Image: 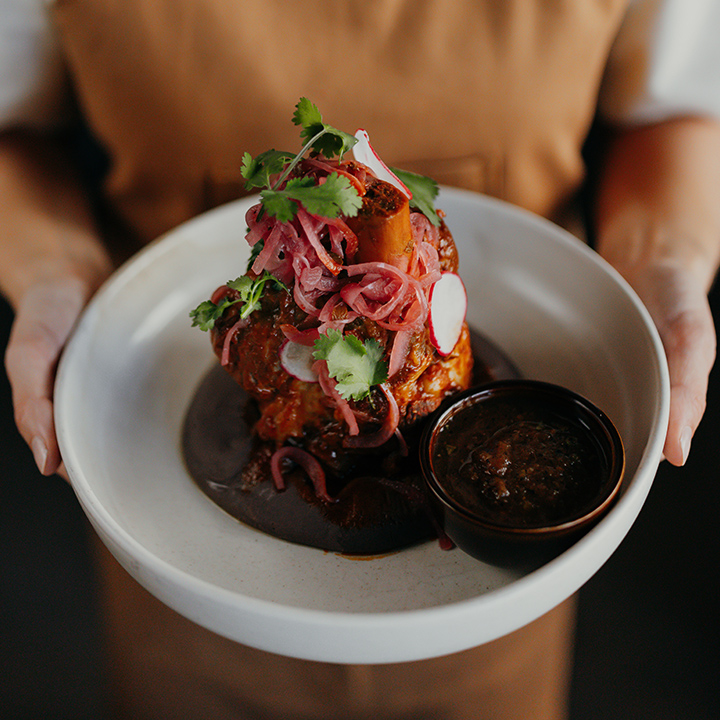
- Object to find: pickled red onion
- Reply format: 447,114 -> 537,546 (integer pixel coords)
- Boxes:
270,446 -> 334,502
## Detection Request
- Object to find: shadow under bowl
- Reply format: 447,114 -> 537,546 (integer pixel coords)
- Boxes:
420,380 -> 625,568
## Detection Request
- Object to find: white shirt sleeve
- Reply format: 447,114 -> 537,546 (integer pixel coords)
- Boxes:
600,0 -> 720,125
0,0 -> 70,130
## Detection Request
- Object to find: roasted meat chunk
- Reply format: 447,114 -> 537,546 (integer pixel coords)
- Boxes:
187,101 -> 478,552
198,122 -> 472,496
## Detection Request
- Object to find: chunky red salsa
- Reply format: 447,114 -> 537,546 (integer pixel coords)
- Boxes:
430,395 -> 608,528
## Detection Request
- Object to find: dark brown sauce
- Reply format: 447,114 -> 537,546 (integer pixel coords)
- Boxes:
431,395 -> 607,528
181,329 -> 519,554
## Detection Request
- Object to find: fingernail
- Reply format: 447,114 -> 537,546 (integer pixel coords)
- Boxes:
680,426 -> 692,465
31,436 -> 48,475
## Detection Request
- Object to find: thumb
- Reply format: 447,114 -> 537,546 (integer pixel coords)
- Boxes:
4,278 -> 89,475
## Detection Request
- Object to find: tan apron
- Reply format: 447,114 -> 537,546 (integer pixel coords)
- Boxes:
50,1 -> 628,718
52,0 -> 628,242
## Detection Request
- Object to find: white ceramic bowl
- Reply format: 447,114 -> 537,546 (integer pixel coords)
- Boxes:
55,188 -> 669,663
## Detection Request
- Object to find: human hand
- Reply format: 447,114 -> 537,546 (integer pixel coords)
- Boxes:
620,259 -> 716,466
4,275 -> 95,478
594,117 -> 720,467
0,130 -> 113,479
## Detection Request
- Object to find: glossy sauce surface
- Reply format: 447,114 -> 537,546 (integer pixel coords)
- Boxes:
431,395 -> 607,528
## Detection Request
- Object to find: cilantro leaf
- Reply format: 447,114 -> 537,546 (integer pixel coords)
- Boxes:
189,271 -> 287,330
292,97 -> 323,134
226,275 -> 260,318
230,272 -> 288,319
240,99 -> 361,223
260,173 -> 362,222
189,299 -> 230,332
313,329 -> 388,401
390,167 -> 442,227
260,177 -> 314,223
294,173 -> 363,217
241,149 -> 294,190
293,97 -> 357,159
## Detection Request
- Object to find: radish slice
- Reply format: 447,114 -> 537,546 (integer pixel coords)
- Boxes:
279,340 -> 318,382
352,129 -> 411,199
428,272 -> 467,356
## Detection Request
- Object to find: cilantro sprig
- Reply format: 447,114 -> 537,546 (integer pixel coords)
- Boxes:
260,174 -> 363,224
292,97 -> 358,159
189,271 -> 287,331
240,98 -> 360,223
313,329 -> 388,401
238,98 -> 443,228
391,167 -> 441,227
241,150 -> 294,191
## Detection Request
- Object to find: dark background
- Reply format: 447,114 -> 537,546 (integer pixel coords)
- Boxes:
1,280 -> 719,719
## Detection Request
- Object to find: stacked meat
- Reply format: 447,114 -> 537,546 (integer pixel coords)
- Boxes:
209,157 -> 473,495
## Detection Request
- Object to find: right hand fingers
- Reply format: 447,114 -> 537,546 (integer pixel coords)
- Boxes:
620,259 -> 716,466
4,277 -> 89,476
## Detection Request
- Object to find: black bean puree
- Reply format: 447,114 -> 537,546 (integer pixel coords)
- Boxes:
182,329 -> 519,554
432,397 -> 607,528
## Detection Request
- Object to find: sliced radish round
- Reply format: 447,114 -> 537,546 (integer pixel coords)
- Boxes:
279,340 -> 318,383
428,272 -> 468,356
352,129 -> 411,199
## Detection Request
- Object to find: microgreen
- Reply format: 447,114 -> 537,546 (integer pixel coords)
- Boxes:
391,167 -> 441,226
313,329 -> 388,401
189,271 -> 287,331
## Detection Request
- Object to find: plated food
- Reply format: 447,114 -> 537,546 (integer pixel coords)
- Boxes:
54,183 -> 669,660
183,99 -> 510,554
